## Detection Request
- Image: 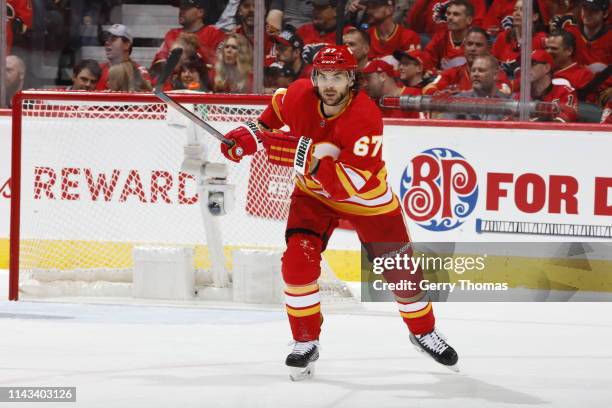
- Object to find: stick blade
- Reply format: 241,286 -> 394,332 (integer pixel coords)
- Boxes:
154,47 -> 183,93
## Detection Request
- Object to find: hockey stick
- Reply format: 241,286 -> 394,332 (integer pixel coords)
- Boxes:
153,47 -> 234,147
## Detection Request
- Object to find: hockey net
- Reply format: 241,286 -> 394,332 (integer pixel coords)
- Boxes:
9,91 -> 355,303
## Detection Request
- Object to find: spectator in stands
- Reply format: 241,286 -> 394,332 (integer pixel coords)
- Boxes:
545,30 -> 595,101
6,0 -> 32,53
232,0 -> 275,64
4,55 -> 26,107
441,54 -> 511,120
424,27 -> 511,95
266,0 -> 313,33
517,50 -> 578,122
297,0 -> 352,47
177,58 -> 211,91
151,0 -> 226,74
96,24 -> 152,91
343,28 -> 371,71
213,33 -> 253,93
69,59 -> 102,91
263,63 -> 294,93
394,49 -> 429,89
363,59 -> 423,118
492,0 -> 547,79
107,61 -> 153,92
406,0 -> 486,39
273,26 -> 312,80
366,0 -> 421,59
552,0 -> 611,74
423,0 -> 474,71
483,0 -> 517,36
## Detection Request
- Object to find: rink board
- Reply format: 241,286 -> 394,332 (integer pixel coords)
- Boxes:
1,114 -> 611,289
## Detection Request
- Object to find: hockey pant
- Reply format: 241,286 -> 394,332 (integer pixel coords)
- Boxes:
282,189 -> 435,342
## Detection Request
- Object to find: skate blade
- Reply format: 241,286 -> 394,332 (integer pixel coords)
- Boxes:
412,344 -> 460,373
289,363 -> 315,381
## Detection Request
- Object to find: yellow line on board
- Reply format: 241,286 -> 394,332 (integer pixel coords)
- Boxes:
3,240 -> 611,292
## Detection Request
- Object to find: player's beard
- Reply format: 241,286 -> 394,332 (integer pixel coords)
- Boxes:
317,86 -> 350,107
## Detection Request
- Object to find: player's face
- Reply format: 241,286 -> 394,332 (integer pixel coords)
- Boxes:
315,70 -> 352,107
366,5 -> 392,25
312,5 -> 337,32
364,72 -> 384,99
464,32 -> 488,64
545,36 -> 572,68
581,6 -> 605,30
72,68 -> 99,91
398,59 -> 421,82
470,58 -> 496,95
104,36 -> 130,63
446,5 -> 472,32
223,38 -> 239,65
238,0 -> 255,28
343,33 -> 370,61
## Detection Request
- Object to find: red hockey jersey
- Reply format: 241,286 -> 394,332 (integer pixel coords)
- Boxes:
6,0 -> 32,53
492,30 -> 547,65
367,25 -> 421,59
553,62 -> 595,101
258,79 -> 399,216
515,79 -> 578,122
563,24 -> 611,73
423,30 -> 466,70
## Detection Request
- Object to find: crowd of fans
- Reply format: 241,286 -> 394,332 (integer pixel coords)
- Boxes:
3,0 -> 611,123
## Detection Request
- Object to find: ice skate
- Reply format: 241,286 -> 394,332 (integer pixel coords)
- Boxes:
410,328 -> 459,372
286,340 -> 319,381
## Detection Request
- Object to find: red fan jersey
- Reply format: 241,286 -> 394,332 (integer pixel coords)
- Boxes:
152,25 -> 226,67
380,86 -> 424,119
563,24 -> 611,73
492,30 -> 547,65
515,79 -> 578,122
483,0 -> 515,35
553,62 -> 595,101
423,63 -> 511,95
6,0 -> 32,53
405,0 -> 486,37
258,79 -> 399,216
297,24 -> 353,46
367,25 -> 421,59
423,30 -> 466,70
95,61 -> 152,90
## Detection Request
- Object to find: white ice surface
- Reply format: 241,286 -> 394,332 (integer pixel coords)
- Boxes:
1,270 -> 612,408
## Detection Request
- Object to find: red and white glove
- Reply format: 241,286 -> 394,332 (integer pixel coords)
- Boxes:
261,132 -> 318,176
220,121 -> 263,162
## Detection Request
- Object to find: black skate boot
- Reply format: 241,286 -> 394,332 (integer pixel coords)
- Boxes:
410,328 -> 459,372
286,340 -> 319,381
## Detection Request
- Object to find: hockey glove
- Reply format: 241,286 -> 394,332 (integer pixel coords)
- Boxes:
221,121 -> 263,162
262,133 -> 319,176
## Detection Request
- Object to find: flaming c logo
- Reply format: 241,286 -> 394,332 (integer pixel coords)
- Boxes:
400,148 -> 478,231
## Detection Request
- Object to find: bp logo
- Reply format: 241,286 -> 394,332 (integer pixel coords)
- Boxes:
400,148 -> 478,231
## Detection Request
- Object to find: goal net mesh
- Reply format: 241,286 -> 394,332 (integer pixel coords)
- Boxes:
14,94 -> 355,302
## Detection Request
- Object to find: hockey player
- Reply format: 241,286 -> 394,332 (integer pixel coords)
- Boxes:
220,45 -> 458,380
